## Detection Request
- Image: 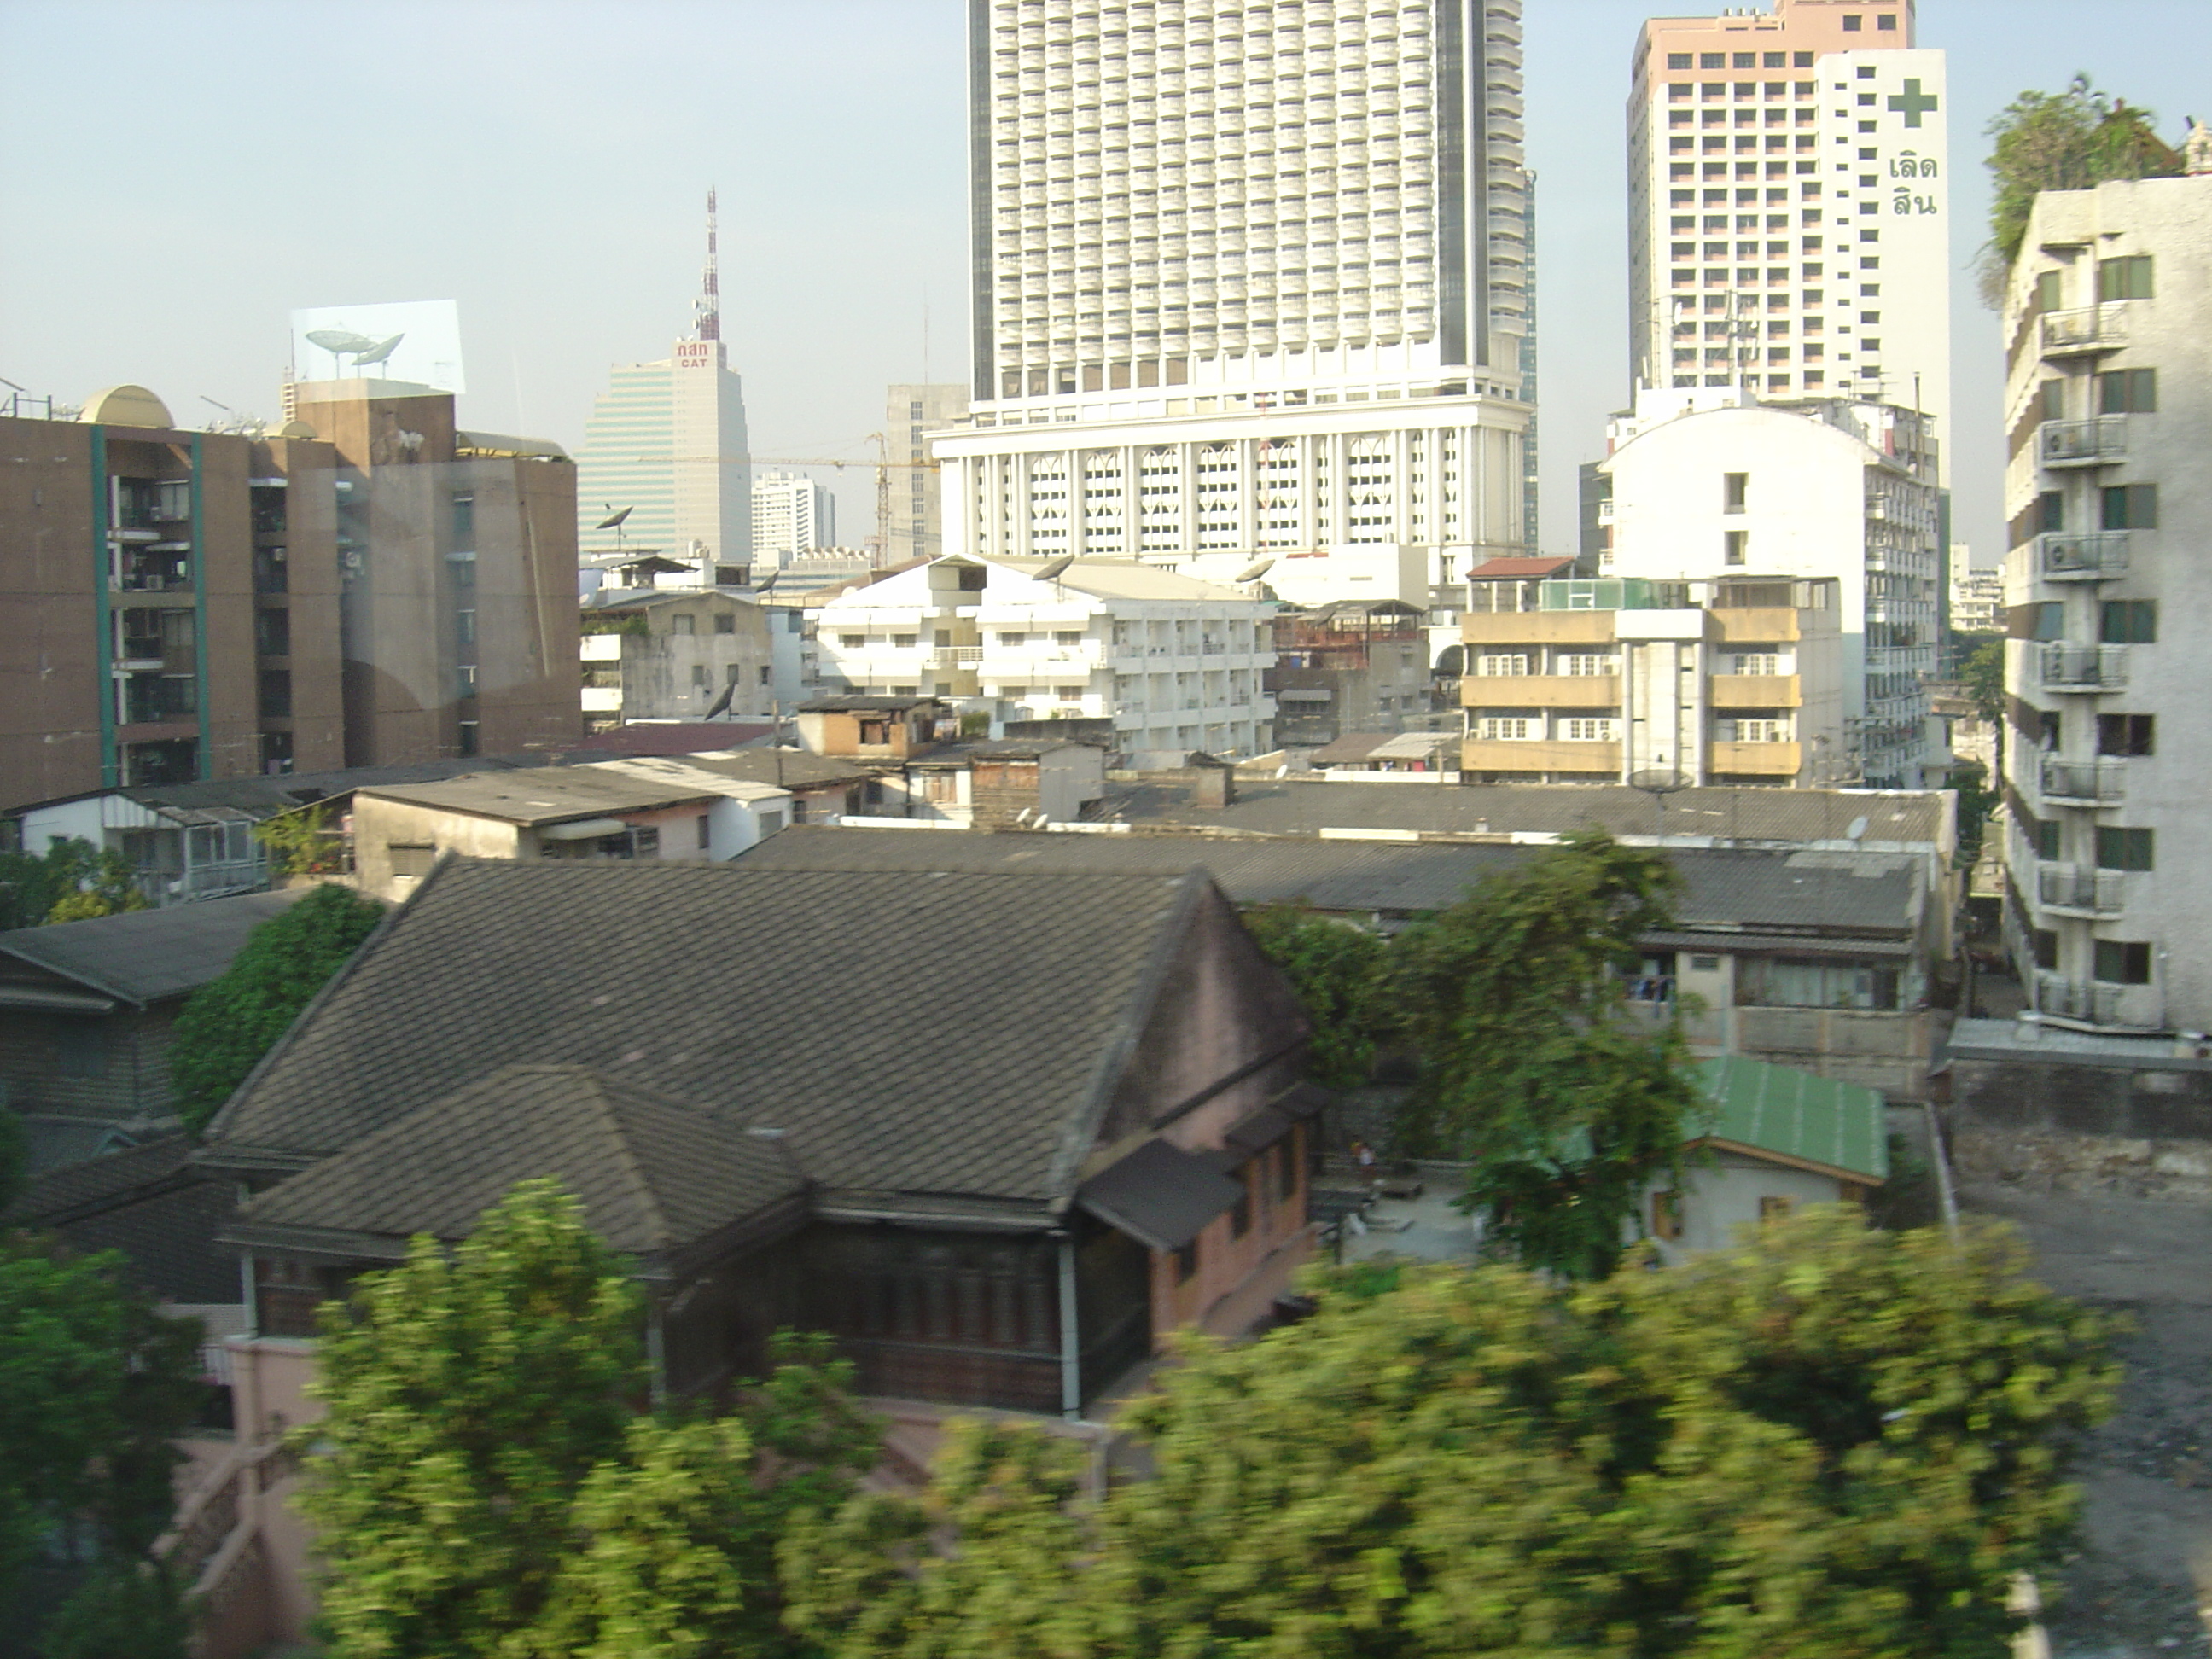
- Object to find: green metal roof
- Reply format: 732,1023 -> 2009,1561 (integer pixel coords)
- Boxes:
1692,1056 -> 1889,1183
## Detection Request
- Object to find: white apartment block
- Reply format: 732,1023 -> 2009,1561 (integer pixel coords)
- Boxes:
812,555 -> 1277,754
751,471 -> 836,568
1627,0 -> 1949,484
1598,387 -> 1939,787
1948,563 -> 2000,636
933,0 -> 1534,589
2000,170 -> 2212,1033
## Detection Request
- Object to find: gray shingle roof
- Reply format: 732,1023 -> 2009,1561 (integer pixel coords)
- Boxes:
0,887 -> 308,1006
732,828 -> 1920,939
205,859 -> 1206,1209
1107,778 -> 1952,850
233,1065 -> 806,1262
7,1136 -> 240,1303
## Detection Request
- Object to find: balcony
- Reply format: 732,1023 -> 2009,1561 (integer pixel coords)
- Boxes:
2039,755 -> 2124,805
2035,643 -> 2128,692
1461,739 -> 1621,775
1458,673 -> 1620,709
579,634 -> 622,662
2038,304 -> 2128,357
2034,975 -> 2122,1025
2038,531 -> 2129,581
1709,740 -> 1802,777
932,646 -> 984,667
1709,673 -> 1802,710
2036,863 -> 2125,917
2038,416 -> 2128,468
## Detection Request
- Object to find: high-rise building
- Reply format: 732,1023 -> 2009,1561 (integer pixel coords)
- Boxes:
2000,168 -> 2212,1033
932,0 -> 1534,595
750,472 -> 836,568
575,193 -> 752,585
1626,0 -> 1949,483
887,383 -> 968,565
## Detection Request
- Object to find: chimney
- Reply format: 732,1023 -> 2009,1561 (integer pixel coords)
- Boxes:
1190,754 -> 1237,810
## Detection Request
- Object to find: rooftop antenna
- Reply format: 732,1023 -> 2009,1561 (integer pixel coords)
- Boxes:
696,187 -> 720,343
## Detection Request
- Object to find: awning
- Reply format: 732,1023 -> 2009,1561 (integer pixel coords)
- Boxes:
1076,1138 -> 1246,1253
538,818 -> 630,841
1643,930 -> 1916,960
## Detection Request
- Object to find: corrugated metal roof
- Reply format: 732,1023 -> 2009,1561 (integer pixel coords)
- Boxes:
1693,1055 -> 1889,1181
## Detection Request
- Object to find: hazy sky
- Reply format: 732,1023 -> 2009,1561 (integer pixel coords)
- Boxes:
3,1 -> 2204,561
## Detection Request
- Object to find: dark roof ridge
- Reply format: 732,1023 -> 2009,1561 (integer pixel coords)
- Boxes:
577,1069 -> 677,1254
0,937 -> 146,1010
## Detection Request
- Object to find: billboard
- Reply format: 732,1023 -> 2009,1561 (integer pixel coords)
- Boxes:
290,299 -> 466,393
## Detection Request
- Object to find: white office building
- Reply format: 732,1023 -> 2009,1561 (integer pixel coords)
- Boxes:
1598,386 -> 1940,786
1626,0 -> 1949,483
2000,166 -> 2212,1033
751,471 -> 836,568
812,554 -> 1277,755
932,0 -> 1535,595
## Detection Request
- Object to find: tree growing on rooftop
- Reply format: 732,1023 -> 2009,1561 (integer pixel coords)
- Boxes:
1389,830 -> 1700,1278
783,1208 -> 2117,1659
168,882 -> 386,1133
1980,75 -> 2181,302
1240,903 -> 1390,1091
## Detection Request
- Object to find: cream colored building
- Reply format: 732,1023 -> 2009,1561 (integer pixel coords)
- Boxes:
1461,573 -> 1842,786
577,589 -> 775,732
2000,168 -> 2212,1033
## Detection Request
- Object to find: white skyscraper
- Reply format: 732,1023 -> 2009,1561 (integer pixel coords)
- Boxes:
1625,0 -> 1950,483
751,471 -> 836,568
932,0 -> 1534,589
576,192 -> 753,583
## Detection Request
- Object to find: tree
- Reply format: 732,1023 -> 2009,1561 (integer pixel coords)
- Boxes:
168,882 -> 385,1132
1948,760 -> 2000,870
1961,637 -> 2005,727
0,837 -> 149,930
302,1182 -> 878,1659
1240,903 -> 1390,1091
783,1208 -> 2117,1659
0,1236 -> 206,1639
1389,830 -> 1702,1278
250,803 -> 348,876
1980,76 -> 2181,302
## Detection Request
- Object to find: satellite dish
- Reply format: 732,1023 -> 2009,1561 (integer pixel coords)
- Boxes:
1232,558 -> 1275,584
1033,556 -> 1075,581
352,333 -> 405,367
306,329 -> 375,354
751,571 -> 780,595
1628,769 -> 1687,795
594,507 -> 633,531
1846,815 -> 1869,841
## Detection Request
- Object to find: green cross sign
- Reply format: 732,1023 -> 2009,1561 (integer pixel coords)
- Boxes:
1888,79 -> 1939,127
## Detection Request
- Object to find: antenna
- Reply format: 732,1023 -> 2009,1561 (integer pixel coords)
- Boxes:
696,187 -> 720,343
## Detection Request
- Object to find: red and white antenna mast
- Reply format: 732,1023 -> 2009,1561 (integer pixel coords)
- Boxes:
695,186 -> 720,342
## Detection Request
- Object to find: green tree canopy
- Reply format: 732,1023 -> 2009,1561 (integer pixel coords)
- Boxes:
1982,75 -> 2181,301
1390,830 -> 1700,1277
1240,903 -> 1391,1091
0,837 -> 149,930
169,882 -> 385,1133
303,1181 -> 878,1659
783,1209 -> 2116,1659
1961,637 -> 2005,725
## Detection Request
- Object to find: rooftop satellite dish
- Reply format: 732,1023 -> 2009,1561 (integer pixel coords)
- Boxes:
1846,815 -> 1870,841
751,571 -> 780,595
1233,557 -> 1275,584
1033,555 -> 1075,581
305,329 -> 375,354
594,506 -> 634,531
352,333 -> 405,368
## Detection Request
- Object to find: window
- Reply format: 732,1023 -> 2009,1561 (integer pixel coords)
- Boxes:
2033,270 -> 2063,315
1558,655 -> 1617,677
456,608 -> 475,646
1229,1166 -> 1252,1239
1691,955 -> 1722,973
839,633 -> 864,648
690,664 -> 709,688
2101,485 -> 2159,530
696,814 -> 711,849
1173,1239 -> 1199,1283
1651,1190 -> 1683,1241
2027,601 -> 2064,642
2095,827 -> 2154,871
2038,492 -> 2064,534
254,608 -> 290,655
1793,51 -> 1812,66
1731,654 -> 1780,676
2097,255 -> 2153,301
758,665 -> 772,684
2098,714 -> 2154,756
1737,957 -> 1899,1010
1054,684 -> 1086,701
714,612 -> 736,634
1700,52 -> 1725,68
1759,1196 -> 1794,1223
457,720 -> 479,757
1726,719 -> 1790,742
1054,630 -> 1084,646
2032,929 -> 2059,971
1877,9 -> 1896,25
997,632 -> 1027,645
2029,818 -> 2060,860
1474,654 -> 1529,676
2099,600 -> 2157,643
1841,12 -> 1861,27
1723,471 -> 1749,513
1668,51 -> 1691,68
2036,380 -> 2065,422
257,669 -> 291,718
387,843 -> 437,877
1474,718 -> 1537,740
1725,529 -> 1749,566
2093,940 -> 2152,985
672,614 -> 696,636
1561,719 -> 1616,742
893,634 -> 917,649
2097,369 -> 2157,413
1277,1128 -> 1300,1202
451,492 -> 475,546
725,664 -> 742,684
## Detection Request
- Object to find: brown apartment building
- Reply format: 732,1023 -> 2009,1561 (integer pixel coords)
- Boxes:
1,380 -> 579,814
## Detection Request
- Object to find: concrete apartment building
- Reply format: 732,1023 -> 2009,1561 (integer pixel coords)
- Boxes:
2000,167 -> 2212,1034
577,589 -> 775,731
930,0 -> 1536,597
749,471 -> 835,569
1949,562 -> 2000,635
1598,387 -> 1938,785
1460,573 -> 1843,786
1,379 -> 576,814
886,383 -> 967,565
812,555 -> 1277,754
1626,0 -> 1949,475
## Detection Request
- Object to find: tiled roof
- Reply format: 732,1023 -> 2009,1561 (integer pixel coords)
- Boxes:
0,887 -> 308,1006
733,828 -> 1921,938
7,1136 -> 239,1303
205,859 -> 1206,1210
1692,1055 -> 1889,1182
1106,777 -> 1951,850
234,1065 -> 806,1263
797,696 -> 946,713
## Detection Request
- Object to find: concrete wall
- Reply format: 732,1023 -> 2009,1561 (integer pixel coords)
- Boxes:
1947,1051 -> 2212,1200
1642,1152 -> 1849,1264
349,795 -> 522,899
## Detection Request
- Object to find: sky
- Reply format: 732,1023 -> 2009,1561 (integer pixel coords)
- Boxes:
3,0 -> 2205,562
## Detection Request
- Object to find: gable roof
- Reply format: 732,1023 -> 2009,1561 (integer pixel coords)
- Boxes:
230,1064 -> 806,1268
1691,1055 -> 1889,1182
7,1136 -> 241,1302
204,859 -> 1212,1217
0,887 -> 307,1007
358,763 -> 727,826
